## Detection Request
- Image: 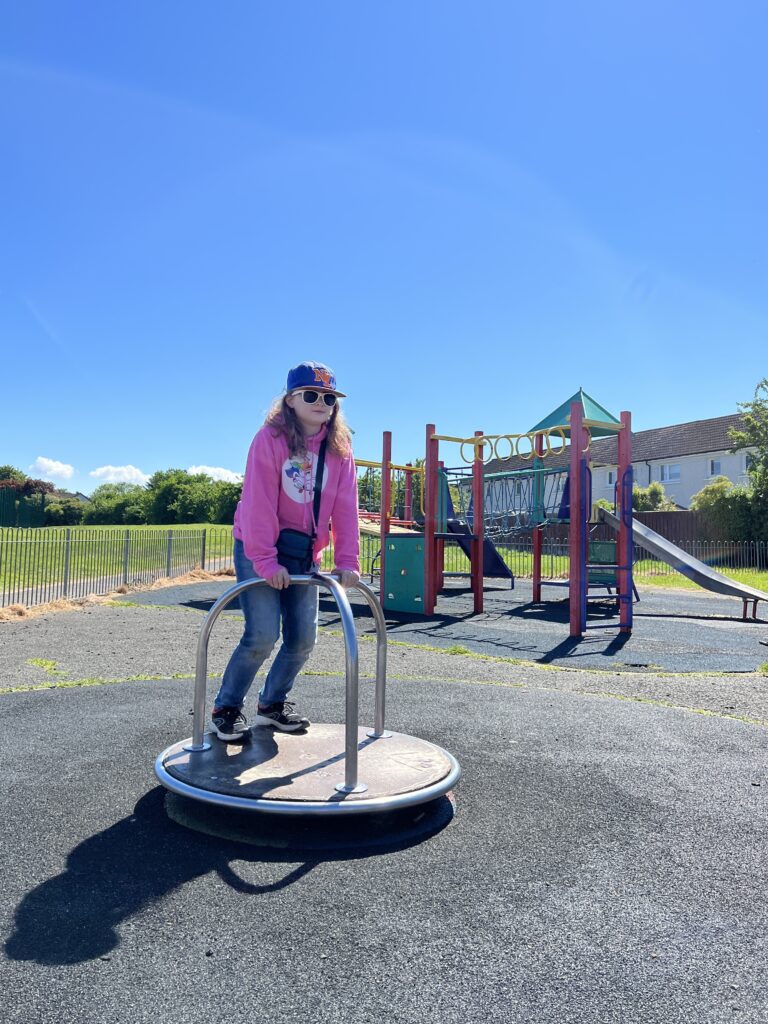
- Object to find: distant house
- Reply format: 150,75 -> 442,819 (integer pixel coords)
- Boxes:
51,489 -> 91,503
482,413 -> 755,517
591,413 -> 755,509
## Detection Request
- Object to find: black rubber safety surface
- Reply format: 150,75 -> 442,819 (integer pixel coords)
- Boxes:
120,577 -> 768,673
2,673 -> 766,1024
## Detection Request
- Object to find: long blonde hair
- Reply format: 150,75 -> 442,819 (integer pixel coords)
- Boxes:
265,396 -> 353,459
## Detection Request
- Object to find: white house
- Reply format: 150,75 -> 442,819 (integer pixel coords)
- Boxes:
592,413 -> 755,509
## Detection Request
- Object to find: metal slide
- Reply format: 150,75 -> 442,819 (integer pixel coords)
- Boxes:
599,508 -> 768,612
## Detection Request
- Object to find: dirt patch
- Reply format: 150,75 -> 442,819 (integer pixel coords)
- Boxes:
0,566 -> 235,622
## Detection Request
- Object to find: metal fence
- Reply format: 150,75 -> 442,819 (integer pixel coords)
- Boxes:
3,525 -> 766,610
0,527 -> 235,608
435,536 -> 768,580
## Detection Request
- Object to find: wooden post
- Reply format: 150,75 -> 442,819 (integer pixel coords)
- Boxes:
532,433 -> 544,602
472,430 -> 484,614
437,460 -> 445,594
404,463 -> 413,523
424,424 -> 438,614
380,431 -> 392,600
569,403 -> 586,638
617,411 -> 633,634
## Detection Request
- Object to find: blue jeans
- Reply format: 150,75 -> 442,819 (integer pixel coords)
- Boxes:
214,539 -> 319,710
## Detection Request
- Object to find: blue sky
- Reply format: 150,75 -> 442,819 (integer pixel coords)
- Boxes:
3,1 -> 766,494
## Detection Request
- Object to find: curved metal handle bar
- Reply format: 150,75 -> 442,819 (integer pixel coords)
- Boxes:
343,577 -> 389,737
187,573 -> 364,793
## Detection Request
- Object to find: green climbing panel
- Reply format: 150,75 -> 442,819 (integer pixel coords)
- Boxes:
588,539 -> 618,586
383,536 -> 425,613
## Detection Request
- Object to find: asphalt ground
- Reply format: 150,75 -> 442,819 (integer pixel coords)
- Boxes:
107,576 -> 768,675
1,580 -> 767,1022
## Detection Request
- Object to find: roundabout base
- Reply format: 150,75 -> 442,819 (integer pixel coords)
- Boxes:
155,723 -> 461,816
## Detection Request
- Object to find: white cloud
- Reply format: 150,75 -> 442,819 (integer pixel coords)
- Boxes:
29,456 -> 75,481
187,465 -> 243,483
89,464 -> 150,485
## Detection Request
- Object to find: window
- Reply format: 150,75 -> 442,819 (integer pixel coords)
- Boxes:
746,453 -> 756,474
660,464 -> 680,482
606,470 -> 615,487
709,459 -> 721,477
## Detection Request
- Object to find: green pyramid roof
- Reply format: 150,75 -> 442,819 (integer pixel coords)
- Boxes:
529,389 -> 621,438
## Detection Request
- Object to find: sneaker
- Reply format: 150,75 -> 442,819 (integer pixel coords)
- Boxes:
254,700 -> 310,732
211,705 -> 249,741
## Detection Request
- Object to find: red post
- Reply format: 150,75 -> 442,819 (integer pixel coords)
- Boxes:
617,411 -> 633,634
437,460 -> 445,593
380,431 -> 392,599
424,424 -> 438,615
532,432 -> 544,602
472,430 -> 484,614
569,402 -> 585,638
404,463 -> 413,524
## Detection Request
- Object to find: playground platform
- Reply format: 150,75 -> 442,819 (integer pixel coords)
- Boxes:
1,580 -> 767,1024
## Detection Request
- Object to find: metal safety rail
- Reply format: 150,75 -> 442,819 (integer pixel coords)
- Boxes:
185,572 -> 388,795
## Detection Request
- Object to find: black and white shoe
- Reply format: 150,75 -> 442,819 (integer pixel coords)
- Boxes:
211,706 -> 249,741
254,701 -> 310,732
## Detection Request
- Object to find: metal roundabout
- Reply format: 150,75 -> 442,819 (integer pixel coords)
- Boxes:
155,574 -> 461,821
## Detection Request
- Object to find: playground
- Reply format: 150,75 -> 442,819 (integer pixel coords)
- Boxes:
1,576 -> 767,1023
357,390 -> 768,630
2,390 -> 768,1023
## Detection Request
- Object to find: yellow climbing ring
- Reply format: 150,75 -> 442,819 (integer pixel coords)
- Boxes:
515,434 -> 535,460
459,439 -> 479,464
544,427 -> 567,456
492,435 -> 516,462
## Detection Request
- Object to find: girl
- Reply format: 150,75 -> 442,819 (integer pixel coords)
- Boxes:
211,361 -> 360,740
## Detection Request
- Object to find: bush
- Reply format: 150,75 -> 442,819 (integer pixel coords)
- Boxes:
690,476 -> 753,540
44,499 -> 85,526
83,483 -> 148,525
210,481 -> 242,524
632,481 -> 677,511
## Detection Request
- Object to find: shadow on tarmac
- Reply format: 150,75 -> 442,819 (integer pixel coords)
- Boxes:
5,787 -> 453,966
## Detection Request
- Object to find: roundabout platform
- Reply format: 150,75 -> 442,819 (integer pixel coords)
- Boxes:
157,723 -> 459,814
154,573 -> 461,820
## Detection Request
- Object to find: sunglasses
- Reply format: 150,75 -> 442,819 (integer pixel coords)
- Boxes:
294,390 -> 338,408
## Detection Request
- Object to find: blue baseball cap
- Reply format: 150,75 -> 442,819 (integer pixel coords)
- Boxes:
286,361 -> 346,397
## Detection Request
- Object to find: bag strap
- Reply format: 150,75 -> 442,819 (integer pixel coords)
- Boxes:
312,437 -> 328,537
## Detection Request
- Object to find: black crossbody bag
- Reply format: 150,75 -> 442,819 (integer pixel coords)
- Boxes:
275,438 -> 328,575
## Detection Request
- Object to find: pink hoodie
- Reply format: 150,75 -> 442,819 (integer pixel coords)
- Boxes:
233,422 -> 360,579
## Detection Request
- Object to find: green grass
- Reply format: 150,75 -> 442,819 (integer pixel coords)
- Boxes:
446,545 -> 768,593
0,523 -> 234,593
26,658 -> 66,675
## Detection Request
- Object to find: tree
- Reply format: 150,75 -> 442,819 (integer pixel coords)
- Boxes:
689,476 -> 752,540
632,481 -> 677,512
168,478 -> 215,524
83,483 -> 148,525
0,465 -> 26,485
729,378 -> 768,540
143,469 -> 189,524
45,499 -> 85,526
22,478 -> 54,496
730,378 -> 768,486
210,481 -> 242,524
144,469 -> 215,524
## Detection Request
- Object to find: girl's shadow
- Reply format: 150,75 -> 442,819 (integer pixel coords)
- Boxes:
5,786 -> 453,966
